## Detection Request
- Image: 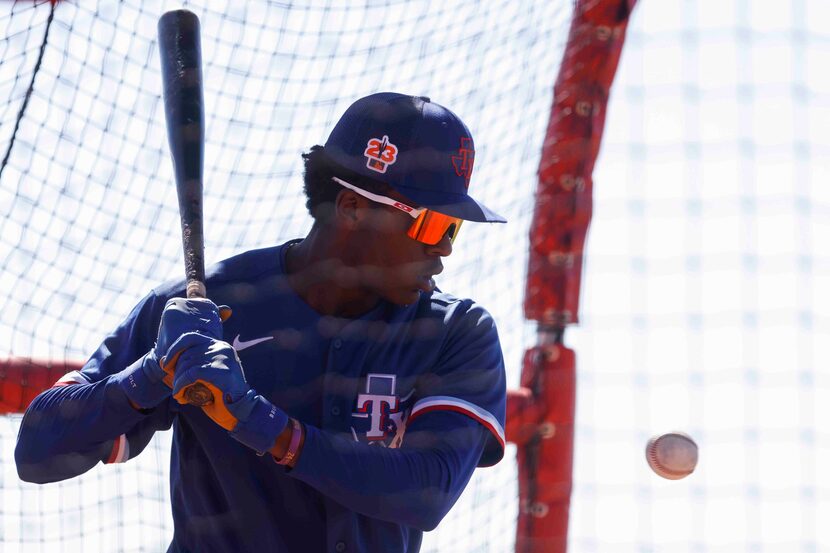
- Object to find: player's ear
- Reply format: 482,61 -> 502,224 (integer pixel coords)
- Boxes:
334,189 -> 365,229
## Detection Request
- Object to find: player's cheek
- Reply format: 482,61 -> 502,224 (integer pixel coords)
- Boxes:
370,238 -> 407,272
386,287 -> 421,306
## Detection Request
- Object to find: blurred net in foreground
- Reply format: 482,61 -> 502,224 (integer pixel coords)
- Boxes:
1,1 -> 574,551
571,1 -> 830,551
11,1 -> 827,552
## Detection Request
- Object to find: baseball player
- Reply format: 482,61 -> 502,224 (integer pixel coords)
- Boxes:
16,93 -> 507,553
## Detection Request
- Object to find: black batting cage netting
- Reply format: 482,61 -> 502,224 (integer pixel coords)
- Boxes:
2,1 -> 829,552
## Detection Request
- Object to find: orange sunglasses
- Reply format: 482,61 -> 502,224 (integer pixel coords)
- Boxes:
333,177 -> 463,245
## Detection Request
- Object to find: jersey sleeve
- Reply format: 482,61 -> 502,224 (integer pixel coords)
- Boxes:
410,301 -> 507,467
290,410 -> 489,531
15,290 -> 176,483
80,290 -> 164,382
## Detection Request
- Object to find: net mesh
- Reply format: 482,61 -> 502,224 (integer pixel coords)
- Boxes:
570,1 -> 830,551
1,1 -> 573,551
5,1 -> 828,552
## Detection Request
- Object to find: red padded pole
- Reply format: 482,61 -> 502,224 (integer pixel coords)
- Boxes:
0,358 -> 85,414
512,1 -> 638,552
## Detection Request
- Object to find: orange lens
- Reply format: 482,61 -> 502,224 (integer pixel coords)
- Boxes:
407,210 -> 463,245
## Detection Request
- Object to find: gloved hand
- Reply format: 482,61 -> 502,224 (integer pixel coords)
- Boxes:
115,297 -> 231,410
172,338 -> 288,454
155,298 -> 231,384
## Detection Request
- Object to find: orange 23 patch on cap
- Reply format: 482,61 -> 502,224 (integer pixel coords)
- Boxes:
364,135 -> 398,174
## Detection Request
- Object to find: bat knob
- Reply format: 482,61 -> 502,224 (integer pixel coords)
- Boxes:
183,383 -> 214,406
186,280 -> 207,299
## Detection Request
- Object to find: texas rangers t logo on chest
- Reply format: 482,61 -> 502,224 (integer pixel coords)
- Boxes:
356,373 -> 399,440
350,373 -> 413,448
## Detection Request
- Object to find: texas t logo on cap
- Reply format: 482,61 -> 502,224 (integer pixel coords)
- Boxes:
364,135 -> 398,174
451,137 -> 474,188
323,93 -> 506,223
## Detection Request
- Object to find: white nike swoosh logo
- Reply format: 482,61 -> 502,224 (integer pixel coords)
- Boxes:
232,334 -> 274,351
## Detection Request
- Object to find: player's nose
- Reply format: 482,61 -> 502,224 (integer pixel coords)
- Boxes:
425,232 -> 453,257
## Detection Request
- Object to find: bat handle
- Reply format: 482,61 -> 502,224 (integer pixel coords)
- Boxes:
183,383 -> 213,406
182,278 -> 214,407
186,280 -> 207,300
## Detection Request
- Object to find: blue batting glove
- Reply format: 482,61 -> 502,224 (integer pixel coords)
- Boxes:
155,298 -> 230,372
115,298 -> 231,410
172,338 -> 288,454
114,349 -> 169,409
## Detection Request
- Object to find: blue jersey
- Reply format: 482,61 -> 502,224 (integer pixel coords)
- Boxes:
15,240 -> 507,553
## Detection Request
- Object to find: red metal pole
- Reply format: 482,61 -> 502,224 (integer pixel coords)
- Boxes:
512,1 -> 639,551
0,358 -> 84,414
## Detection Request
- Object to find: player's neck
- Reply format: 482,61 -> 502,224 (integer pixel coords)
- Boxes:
285,229 -> 381,318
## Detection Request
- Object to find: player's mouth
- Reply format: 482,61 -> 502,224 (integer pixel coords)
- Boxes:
415,275 -> 436,293
414,265 -> 443,293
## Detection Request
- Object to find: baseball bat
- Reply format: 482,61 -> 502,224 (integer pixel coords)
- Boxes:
158,9 -> 213,407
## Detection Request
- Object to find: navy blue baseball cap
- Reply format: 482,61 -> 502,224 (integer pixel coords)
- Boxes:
323,92 -> 506,223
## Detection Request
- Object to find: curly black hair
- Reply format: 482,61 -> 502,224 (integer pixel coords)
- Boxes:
302,145 -> 398,223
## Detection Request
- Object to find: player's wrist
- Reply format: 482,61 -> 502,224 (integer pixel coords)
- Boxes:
271,418 -> 304,468
115,350 -> 171,410
227,392 -> 289,455
224,389 -> 258,421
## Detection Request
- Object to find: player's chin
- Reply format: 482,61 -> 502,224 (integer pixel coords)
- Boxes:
385,288 -> 422,306
386,280 -> 433,306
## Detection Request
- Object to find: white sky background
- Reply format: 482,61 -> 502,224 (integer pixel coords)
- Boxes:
570,1 -> 830,551
1,1 -> 563,551
1,0 -> 829,552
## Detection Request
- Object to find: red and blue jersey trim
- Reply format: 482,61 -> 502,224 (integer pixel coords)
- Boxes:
53,370 -> 89,387
105,434 -> 130,464
52,371 -> 131,464
409,395 -> 505,449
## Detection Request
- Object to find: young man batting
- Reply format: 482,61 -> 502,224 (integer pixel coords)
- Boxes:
16,93 -> 507,553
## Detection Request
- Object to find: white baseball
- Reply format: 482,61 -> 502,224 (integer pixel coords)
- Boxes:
645,432 -> 698,480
